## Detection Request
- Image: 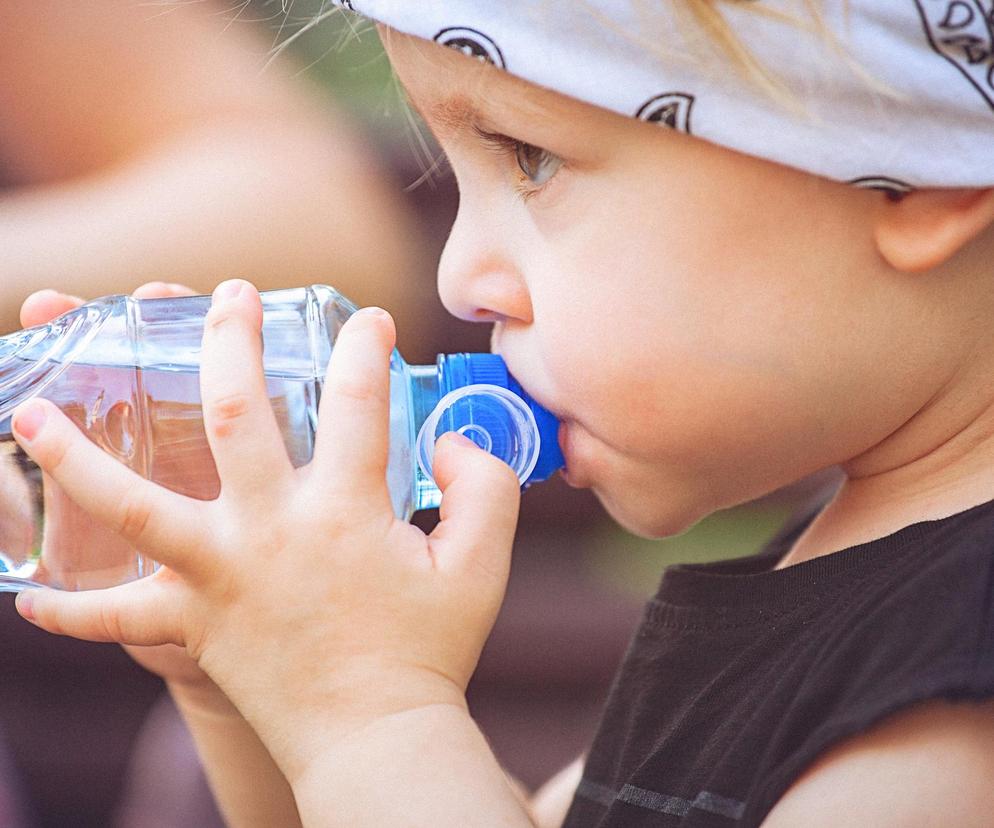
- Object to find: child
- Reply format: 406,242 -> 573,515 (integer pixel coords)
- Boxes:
11,2 -> 994,826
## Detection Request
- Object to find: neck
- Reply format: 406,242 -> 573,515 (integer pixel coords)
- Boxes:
779,351 -> 994,569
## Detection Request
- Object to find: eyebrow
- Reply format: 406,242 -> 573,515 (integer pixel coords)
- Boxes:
408,95 -> 484,136
406,87 -> 565,147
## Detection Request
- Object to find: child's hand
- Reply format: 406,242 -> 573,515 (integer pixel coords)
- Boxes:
20,280 -> 213,691
11,279 -> 522,781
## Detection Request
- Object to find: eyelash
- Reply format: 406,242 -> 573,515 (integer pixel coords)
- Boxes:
471,125 -> 563,201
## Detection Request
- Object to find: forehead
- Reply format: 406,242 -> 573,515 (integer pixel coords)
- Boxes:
380,25 -> 606,136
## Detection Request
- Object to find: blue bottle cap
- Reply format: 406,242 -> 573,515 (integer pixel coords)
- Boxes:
436,353 -> 565,486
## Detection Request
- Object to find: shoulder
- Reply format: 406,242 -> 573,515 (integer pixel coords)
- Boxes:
762,698 -> 994,827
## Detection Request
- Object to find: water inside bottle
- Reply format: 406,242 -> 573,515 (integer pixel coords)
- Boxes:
0,360 -> 322,591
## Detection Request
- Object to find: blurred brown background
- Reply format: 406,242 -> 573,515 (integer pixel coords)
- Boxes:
0,3 -> 838,826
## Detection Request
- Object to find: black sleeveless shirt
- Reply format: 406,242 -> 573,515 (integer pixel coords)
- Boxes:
563,498 -> 994,827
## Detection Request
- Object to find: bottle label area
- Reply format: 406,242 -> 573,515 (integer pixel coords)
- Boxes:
0,362 -> 321,592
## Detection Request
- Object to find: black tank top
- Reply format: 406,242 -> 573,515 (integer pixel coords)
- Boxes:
563,498 -> 994,827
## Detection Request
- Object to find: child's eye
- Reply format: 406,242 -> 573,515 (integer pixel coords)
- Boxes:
514,141 -> 563,189
473,126 -> 564,199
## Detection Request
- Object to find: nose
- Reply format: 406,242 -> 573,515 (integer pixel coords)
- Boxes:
436,200 -> 533,325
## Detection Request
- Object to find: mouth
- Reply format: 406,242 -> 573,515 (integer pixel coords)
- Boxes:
491,338 -> 583,483
492,340 -> 566,419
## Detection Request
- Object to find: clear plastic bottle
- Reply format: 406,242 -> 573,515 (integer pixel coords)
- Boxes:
0,285 -> 562,592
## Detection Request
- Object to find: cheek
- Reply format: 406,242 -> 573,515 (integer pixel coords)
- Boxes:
546,313 -> 830,529
523,150 -> 894,524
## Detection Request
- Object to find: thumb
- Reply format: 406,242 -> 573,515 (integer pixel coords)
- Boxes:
15,575 -> 185,648
427,432 -> 521,577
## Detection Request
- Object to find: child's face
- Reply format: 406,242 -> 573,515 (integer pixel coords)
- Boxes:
385,30 -> 935,538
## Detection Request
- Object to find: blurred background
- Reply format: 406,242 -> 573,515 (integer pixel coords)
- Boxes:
0,2 -> 840,825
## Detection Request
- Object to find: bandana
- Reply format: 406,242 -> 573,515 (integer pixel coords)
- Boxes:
337,0 -> 994,192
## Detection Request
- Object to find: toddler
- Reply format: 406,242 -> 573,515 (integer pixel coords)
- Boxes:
10,2 -> 994,826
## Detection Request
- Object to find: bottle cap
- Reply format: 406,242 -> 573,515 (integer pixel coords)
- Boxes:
418,353 -> 565,488
415,383 -> 542,487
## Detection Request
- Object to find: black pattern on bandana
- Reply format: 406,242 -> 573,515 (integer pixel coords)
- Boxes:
849,175 -> 914,199
635,93 -> 695,133
914,0 -> 994,109
434,27 -> 506,69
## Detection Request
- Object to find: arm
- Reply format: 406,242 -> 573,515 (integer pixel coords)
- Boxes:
169,676 -> 302,828
762,698 -> 994,826
527,757 -> 584,828
294,703 -> 536,827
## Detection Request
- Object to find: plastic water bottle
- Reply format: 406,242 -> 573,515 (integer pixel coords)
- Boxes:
0,285 -> 563,592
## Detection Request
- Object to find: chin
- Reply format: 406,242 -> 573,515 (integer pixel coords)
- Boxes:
597,487 -> 711,540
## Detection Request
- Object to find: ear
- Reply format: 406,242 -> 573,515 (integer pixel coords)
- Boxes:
873,187 -> 994,273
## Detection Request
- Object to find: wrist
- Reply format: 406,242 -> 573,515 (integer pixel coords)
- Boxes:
291,702 -> 471,801
167,675 -> 241,720
291,702 -> 533,828
269,664 -> 470,785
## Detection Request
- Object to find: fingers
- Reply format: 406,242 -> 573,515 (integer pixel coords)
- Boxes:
20,283 -> 198,329
132,282 -> 199,300
20,290 -> 84,328
15,574 -> 185,647
11,399 -> 204,571
200,280 -> 294,502
312,308 -> 395,498
427,432 -> 521,579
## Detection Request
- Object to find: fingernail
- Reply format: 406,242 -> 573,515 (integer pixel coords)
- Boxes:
13,401 -> 47,442
213,280 -> 245,305
356,306 -> 388,318
441,431 -> 478,450
16,590 -> 34,622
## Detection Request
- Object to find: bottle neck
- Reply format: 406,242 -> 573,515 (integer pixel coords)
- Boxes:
406,363 -> 444,512
407,363 -> 443,433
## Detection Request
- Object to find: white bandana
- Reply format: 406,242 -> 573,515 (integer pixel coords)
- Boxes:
338,0 -> 994,192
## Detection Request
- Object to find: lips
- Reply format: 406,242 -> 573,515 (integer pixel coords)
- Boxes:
493,342 -> 567,421
492,340 -> 584,483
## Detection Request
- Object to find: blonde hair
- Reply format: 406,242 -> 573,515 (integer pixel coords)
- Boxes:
616,1 -> 895,112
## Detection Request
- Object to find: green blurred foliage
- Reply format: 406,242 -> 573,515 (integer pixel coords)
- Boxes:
244,2 -> 399,121
585,502 -> 794,596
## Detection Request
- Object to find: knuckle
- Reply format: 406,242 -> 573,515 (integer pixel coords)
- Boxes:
329,374 -> 382,407
43,437 -> 70,477
205,304 -> 238,332
184,615 -> 211,663
116,491 -> 153,541
207,392 -> 253,440
320,502 -> 356,536
98,601 -> 125,643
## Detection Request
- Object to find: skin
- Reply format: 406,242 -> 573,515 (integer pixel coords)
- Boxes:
382,29 -> 994,564
8,25 -> 994,828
